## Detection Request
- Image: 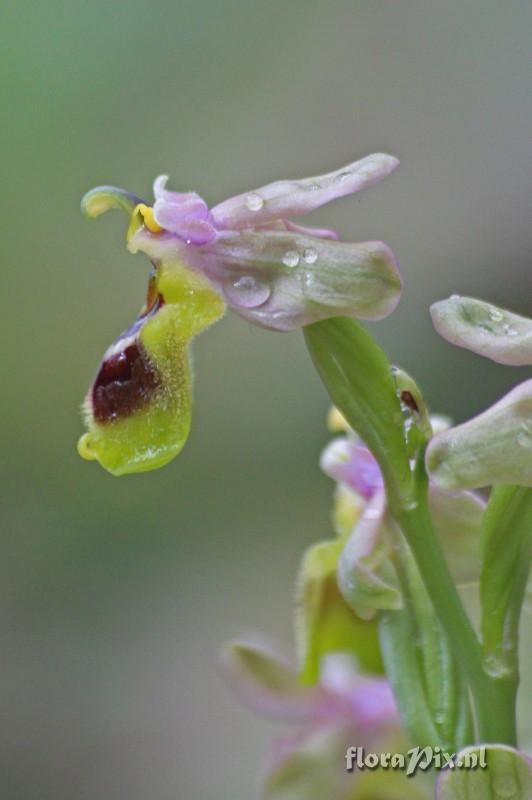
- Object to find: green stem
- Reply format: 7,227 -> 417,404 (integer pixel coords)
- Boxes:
477,485 -> 532,746
389,464 -> 520,745
475,677 -> 517,745
380,519 -> 474,750
378,608 -> 441,748
393,525 -> 473,749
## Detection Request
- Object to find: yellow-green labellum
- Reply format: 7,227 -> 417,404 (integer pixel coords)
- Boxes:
78,260 -> 225,476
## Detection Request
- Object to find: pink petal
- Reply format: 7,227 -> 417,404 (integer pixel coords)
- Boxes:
284,221 -> 340,240
153,175 -> 207,210
152,175 -> 215,243
153,208 -> 217,244
184,231 -> 402,331
320,438 -> 384,499
219,639 -> 329,723
211,153 -> 399,230
336,490 -> 403,620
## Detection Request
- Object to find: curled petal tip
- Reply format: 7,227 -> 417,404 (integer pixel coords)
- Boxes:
431,295 -> 532,366
77,432 -> 96,462
153,174 -> 169,198
360,152 -> 399,179
81,185 -> 144,220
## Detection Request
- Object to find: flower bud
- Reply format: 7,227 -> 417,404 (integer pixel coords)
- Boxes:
426,380 -> 532,490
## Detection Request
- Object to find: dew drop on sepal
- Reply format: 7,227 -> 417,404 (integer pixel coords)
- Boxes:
245,193 -> 264,212
282,250 -> 300,268
303,247 -> 318,264
224,275 -> 271,308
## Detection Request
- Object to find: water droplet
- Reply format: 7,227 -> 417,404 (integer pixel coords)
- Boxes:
282,250 -> 300,268
307,182 -> 320,191
450,294 -> 460,301
493,775 -> 517,798
489,309 -> 504,322
434,710 -> 445,725
185,239 -> 192,245
303,247 -> 318,264
484,653 -> 510,678
503,324 -> 518,337
336,171 -> 351,183
245,193 -> 264,212
224,275 -> 271,308
301,272 -> 318,293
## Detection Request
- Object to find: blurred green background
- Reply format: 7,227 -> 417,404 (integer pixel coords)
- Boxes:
2,1 -> 532,797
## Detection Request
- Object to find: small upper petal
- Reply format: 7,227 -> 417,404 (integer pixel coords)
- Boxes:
152,175 -> 216,243
152,204 -> 217,244
210,153 -> 399,230
153,174 -> 207,211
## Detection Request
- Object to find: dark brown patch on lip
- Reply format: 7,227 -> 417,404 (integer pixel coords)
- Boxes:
92,341 -> 160,423
400,390 -> 419,413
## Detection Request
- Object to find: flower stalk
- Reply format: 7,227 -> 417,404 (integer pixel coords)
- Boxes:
304,316 -> 522,748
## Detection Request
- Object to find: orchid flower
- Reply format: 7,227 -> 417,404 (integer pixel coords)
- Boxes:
78,154 -> 401,476
220,640 -> 426,800
318,409 -> 485,621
